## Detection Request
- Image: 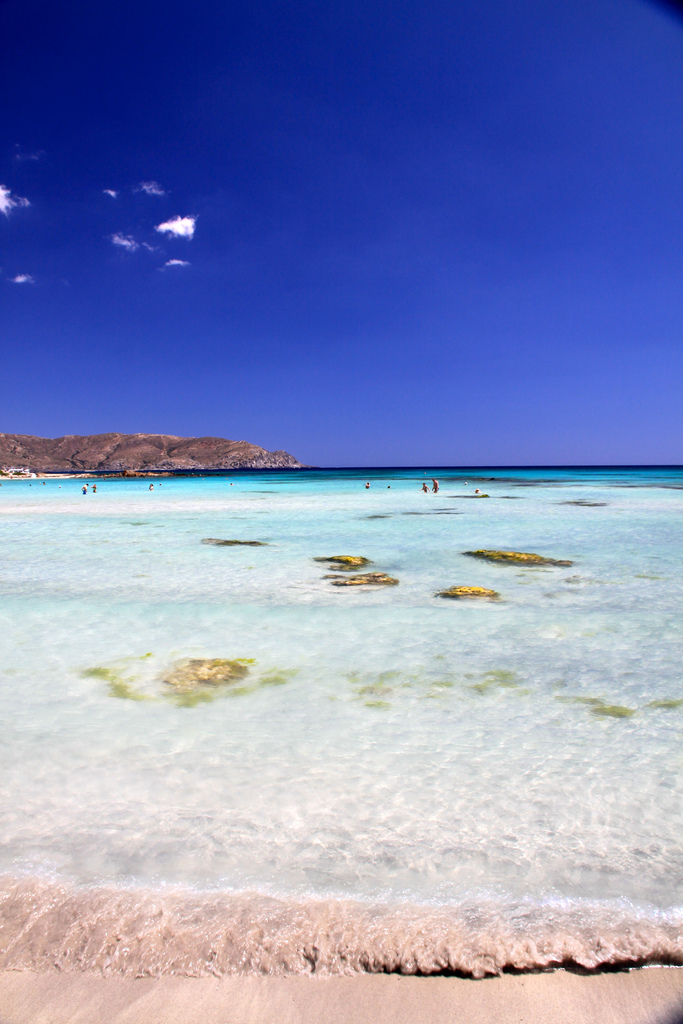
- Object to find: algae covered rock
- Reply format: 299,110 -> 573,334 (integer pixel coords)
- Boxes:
325,572 -> 399,587
436,586 -> 500,600
162,658 -> 251,694
314,555 -> 372,569
463,549 -> 573,567
202,538 -> 267,546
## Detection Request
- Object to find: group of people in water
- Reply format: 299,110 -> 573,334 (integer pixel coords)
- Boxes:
363,478 -> 441,492
363,477 -> 481,495
81,482 -> 160,494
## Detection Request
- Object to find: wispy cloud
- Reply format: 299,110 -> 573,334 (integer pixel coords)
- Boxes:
11,273 -> 34,284
14,145 -> 43,162
163,259 -> 190,268
135,181 -> 166,196
110,233 -> 139,251
103,189 -> 118,198
155,215 -> 195,239
142,242 -> 160,252
0,184 -> 30,216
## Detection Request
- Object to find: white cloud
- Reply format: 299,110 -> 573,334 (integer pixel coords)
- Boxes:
142,242 -> 160,252
135,181 -> 166,196
0,184 -> 30,216
110,233 -> 139,251
103,189 -> 118,198
11,274 -> 34,284
163,259 -> 190,268
155,215 -> 195,239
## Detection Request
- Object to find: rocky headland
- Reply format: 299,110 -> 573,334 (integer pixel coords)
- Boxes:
0,433 -> 304,473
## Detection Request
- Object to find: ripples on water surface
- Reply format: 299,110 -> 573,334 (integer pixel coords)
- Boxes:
0,467 -> 682,974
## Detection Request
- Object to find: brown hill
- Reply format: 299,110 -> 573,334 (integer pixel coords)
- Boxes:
0,433 -> 304,472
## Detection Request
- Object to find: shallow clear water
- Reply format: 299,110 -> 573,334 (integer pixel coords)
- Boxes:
1,467 -> 682,974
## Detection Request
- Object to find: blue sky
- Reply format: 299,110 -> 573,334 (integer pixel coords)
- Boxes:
1,0 -> 682,466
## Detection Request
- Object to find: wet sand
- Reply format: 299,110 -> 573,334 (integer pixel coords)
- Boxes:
1,968 -> 683,1024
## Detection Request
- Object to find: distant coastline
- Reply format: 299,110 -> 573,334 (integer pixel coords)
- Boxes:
0,432 -> 304,474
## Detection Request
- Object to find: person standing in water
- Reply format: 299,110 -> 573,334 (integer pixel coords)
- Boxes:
432,479 -> 439,493
82,485 -> 88,495
421,482 -> 429,493
149,483 -> 154,491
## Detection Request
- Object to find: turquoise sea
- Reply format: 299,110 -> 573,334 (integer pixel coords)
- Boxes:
1,467 -> 682,975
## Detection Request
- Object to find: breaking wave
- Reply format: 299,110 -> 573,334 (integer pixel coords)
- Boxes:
1,875 -> 682,978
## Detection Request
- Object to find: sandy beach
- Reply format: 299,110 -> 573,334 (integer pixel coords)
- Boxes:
2,968 -> 683,1024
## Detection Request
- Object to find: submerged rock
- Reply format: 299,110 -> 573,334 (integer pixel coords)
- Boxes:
162,658 -> 251,694
464,549 -> 574,567
468,669 -> 519,694
559,500 -> 607,507
589,703 -> 635,718
556,695 -> 636,718
314,555 -> 372,570
201,538 -> 267,546
436,586 -> 500,600
325,572 -> 399,587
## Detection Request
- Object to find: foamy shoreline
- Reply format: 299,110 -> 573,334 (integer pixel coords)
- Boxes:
2,876 -> 683,981
2,967 -> 683,1024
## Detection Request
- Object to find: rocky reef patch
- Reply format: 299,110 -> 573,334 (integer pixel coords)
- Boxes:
314,555 -> 372,569
464,549 -> 574,567
436,586 -> 500,600
163,658 -> 251,694
325,572 -> 399,587
81,655 -> 304,708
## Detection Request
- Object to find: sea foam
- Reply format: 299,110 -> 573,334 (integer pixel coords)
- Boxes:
2,876 -> 682,977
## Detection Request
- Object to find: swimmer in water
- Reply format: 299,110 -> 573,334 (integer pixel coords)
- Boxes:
92,484 -> 97,493
432,479 -> 439,493
422,482 -> 429,493
149,483 -> 154,491
474,488 -> 481,494
365,482 -> 370,489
